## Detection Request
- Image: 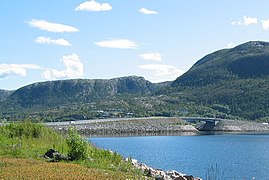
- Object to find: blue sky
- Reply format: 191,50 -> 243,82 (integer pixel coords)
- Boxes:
1,0 -> 269,90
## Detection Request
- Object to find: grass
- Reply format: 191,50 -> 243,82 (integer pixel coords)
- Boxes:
0,121 -> 146,179
0,157 -> 137,180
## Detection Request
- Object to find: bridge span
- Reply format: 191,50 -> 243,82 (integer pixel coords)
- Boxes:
179,117 -> 235,131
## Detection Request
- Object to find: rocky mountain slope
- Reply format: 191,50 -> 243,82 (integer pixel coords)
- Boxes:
4,76 -> 165,108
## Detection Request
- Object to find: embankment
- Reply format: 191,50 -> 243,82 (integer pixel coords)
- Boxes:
47,117 -> 198,136
46,117 -> 269,136
198,120 -> 269,132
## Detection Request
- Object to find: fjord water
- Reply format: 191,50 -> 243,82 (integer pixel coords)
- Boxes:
90,133 -> 269,179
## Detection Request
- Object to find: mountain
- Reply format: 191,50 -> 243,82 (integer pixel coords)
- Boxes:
173,41 -> 269,87
0,89 -> 12,101
4,76 -> 164,109
1,41 -> 269,121
171,41 -> 269,120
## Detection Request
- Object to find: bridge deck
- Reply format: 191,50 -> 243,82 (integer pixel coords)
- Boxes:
181,117 -> 227,126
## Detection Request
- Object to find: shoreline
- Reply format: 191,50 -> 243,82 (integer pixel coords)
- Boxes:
125,158 -> 202,180
87,131 -> 269,138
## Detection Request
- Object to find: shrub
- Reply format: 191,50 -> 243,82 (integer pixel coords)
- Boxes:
3,121 -> 45,139
66,128 -> 89,161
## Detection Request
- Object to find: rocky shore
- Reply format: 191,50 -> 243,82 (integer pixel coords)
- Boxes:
126,158 -> 202,180
47,117 -> 198,136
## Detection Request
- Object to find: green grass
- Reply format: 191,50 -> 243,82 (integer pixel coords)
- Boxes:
0,121 -> 145,179
0,121 -> 67,158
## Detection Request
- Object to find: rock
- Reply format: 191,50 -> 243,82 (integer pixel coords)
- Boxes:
126,158 -> 199,180
174,177 -> 187,180
131,158 -> 138,165
44,149 -> 69,162
155,174 -> 164,180
156,169 -> 166,177
166,170 -> 184,177
183,175 -> 195,180
44,149 -> 57,158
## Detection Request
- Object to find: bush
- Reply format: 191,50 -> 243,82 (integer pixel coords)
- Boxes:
66,128 -> 89,161
2,121 -> 47,139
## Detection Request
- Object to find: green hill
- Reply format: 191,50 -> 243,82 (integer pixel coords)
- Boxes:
173,41 -> 269,87
5,76 -> 162,109
171,41 -> 269,120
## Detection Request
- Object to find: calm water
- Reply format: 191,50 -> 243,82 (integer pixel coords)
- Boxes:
90,133 -> 269,180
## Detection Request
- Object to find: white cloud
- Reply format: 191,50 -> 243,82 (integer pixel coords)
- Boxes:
139,8 -> 158,15
261,19 -> 269,30
139,52 -> 162,62
95,39 -> 139,49
36,36 -> 71,46
0,64 -> 42,78
28,19 -> 79,33
75,0 -> 112,11
42,53 -> 84,80
138,64 -> 184,82
231,16 -> 257,26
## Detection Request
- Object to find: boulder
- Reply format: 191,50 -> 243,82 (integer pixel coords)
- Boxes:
44,149 -> 69,162
44,149 -> 57,158
131,158 -> 138,165
183,175 -> 194,180
174,177 -> 187,180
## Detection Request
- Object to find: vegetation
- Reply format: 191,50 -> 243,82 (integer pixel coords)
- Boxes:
0,89 -> 12,101
0,121 -> 66,158
171,41 -> 269,120
0,122 -> 145,179
66,128 -> 89,161
0,158 -> 134,180
206,164 -> 225,180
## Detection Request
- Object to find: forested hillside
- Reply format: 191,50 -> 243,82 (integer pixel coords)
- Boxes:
170,41 -> 269,120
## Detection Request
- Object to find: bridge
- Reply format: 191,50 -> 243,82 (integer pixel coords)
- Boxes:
180,117 -> 228,130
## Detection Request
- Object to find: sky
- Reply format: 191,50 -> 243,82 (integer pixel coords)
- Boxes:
1,0 -> 269,90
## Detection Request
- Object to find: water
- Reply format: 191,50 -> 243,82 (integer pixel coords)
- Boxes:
90,133 -> 269,179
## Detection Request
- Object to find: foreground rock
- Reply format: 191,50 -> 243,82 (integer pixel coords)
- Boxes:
126,158 -> 202,180
44,149 -> 69,162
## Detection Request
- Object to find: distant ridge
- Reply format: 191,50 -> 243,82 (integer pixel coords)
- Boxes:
5,76 -> 164,108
